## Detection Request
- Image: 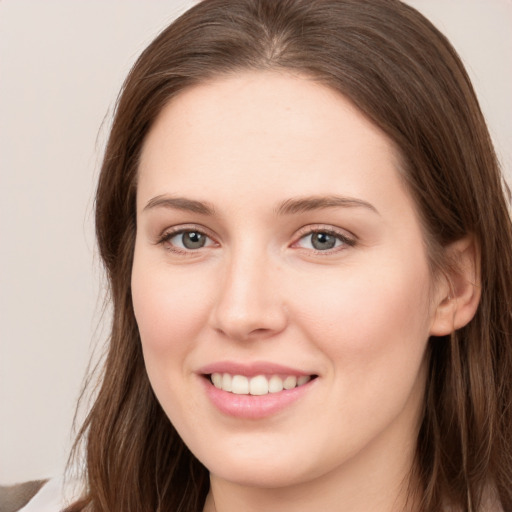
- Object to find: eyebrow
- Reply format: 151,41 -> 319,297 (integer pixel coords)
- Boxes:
142,194 -> 378,217
275,195 -> 379,216
143,195 -> 216,215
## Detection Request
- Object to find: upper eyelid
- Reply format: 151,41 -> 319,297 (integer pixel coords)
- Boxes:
294,224 -> 356,241
159,224 -> 215,239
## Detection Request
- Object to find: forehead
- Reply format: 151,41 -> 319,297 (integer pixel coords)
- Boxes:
137,71 -> 409,217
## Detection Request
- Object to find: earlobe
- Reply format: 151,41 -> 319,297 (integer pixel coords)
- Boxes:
429,236 -> 481,336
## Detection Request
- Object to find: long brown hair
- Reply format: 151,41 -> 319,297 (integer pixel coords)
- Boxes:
67,1 -> 512,510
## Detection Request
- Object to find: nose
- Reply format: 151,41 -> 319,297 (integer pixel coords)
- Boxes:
209,250 -> 288,342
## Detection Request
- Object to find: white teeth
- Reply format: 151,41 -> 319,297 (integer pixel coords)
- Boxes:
268,375 -> 284,393
211,373 -> 223,389
283,376 -> 297,390
297,375 -> 311,386
222,373 -> 232,392
231,375 -> 249,394
249,375 -> 268,395
210,373 -> 313,395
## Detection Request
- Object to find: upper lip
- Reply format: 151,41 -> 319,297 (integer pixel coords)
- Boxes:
198,361 -> 315,378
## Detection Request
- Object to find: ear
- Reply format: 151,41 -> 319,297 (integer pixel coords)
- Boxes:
429,236 -> 481,336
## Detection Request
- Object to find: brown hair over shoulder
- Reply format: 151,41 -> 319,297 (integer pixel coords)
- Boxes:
67,1 -> 512,511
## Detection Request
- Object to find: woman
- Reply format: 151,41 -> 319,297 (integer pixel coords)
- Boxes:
54,0 -> 512,510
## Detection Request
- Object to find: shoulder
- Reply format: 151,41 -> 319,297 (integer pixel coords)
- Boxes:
0,480 -> 48,512
0,477 -> 80,512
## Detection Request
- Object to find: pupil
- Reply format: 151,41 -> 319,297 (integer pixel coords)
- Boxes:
183,232 -> 205,249
312,232 -> 336,250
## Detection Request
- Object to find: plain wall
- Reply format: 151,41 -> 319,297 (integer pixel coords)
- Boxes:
0,0 -> 511,484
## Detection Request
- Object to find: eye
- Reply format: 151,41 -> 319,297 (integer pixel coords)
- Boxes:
294,229 -> 355,252
159,228 -> 216,252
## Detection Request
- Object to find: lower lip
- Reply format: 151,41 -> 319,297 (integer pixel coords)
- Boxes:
201,376 -> 315,419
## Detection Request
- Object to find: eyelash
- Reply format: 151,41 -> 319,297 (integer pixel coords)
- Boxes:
157,226 -> 217,255
156,225 -> 356,255
293,226 -> 356,254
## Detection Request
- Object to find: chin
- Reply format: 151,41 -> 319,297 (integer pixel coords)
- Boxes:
190,431 -> 338,490
207,458 -> 314,489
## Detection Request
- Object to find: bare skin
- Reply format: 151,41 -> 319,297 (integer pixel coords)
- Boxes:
132,71 -> 479,512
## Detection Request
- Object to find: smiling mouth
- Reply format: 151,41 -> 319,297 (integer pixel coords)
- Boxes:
207,373 -> 318,396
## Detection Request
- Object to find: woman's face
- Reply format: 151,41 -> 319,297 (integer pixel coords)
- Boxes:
132,72 -> 442,489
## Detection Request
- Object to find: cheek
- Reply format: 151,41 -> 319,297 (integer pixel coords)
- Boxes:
288,260 -> 433,444
130,259 -> 215,424
291,256 -> 433,367
131,261 -> 213,356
